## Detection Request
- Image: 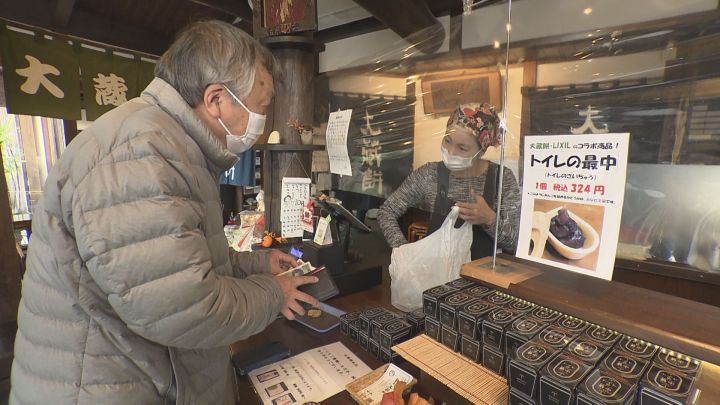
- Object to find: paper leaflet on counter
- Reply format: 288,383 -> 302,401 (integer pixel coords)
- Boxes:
313,215 -> 333,245
248,342 -> 371,405
356,364 -> 414,405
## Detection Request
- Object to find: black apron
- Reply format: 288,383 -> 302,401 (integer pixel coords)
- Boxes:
428,162 -> 500,260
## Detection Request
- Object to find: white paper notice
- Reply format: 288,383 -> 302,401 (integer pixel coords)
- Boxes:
280,177 -> 311,238
516,133 -> 629,280
326,109 -> 353,176
249,342 -> 371,405
357,364 -> 414,405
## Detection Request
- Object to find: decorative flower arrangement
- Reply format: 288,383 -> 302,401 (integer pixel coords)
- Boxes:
287,119 -> 314,144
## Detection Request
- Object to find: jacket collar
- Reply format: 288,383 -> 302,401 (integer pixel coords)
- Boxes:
141,78 -> 238,174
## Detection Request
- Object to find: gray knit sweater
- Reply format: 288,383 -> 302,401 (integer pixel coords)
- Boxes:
378,161 -> 521,252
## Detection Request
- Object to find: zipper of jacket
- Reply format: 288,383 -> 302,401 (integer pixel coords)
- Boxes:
166,347 -> 181,404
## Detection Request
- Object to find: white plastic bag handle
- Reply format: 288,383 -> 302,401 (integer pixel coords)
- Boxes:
443,206 -> 470,231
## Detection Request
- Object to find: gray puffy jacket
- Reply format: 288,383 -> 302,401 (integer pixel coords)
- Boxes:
10,78 -> 284,404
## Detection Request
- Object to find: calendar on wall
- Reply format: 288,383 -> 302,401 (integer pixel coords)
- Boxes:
280,177 -> 311,238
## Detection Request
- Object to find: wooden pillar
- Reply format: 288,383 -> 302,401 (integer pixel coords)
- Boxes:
0,151 -> 22,325
261,35 -> 315,235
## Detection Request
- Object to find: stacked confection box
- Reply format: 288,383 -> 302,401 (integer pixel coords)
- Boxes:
340,306 -> 425,365
416,278 -> 705,405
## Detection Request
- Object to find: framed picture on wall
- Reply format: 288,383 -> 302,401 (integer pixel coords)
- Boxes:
252,0 -> 318,38
421,69 -> 503,116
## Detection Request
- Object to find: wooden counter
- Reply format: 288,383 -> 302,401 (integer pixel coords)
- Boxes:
234,256 -> 720,404
232,282 -> 475,405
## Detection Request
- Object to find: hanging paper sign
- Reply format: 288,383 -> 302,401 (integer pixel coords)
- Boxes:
516,133 -> 630,280
0,26 -> 81,119
326,109 -> 353,176
281,177 -> 311,238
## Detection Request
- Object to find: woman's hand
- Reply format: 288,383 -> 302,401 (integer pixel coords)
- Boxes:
456,190 -> 496,226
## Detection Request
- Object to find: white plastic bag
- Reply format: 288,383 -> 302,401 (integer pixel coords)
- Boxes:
389,207 -> 473,312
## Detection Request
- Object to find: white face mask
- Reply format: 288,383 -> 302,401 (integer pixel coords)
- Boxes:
217,85 -> 267,154
441,145 -> 480,172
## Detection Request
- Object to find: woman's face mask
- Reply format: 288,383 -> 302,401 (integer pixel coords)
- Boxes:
441,145 -> 481,171
217,85 -> 267,154
441,128 -> 482,171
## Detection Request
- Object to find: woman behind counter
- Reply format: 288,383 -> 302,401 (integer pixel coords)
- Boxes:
378,103 -> 520,260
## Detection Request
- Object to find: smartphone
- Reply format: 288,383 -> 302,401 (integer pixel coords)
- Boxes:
231,341 -> 290,376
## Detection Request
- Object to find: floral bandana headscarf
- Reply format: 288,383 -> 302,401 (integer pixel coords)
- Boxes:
446,102 -> 501,154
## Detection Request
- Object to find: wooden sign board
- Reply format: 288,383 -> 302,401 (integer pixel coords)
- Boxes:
252,0 -> 317,38
421,69 -> 502,116
461,256 -> 543,290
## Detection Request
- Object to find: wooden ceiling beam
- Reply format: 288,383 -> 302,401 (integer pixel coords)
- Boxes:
188,0 -> 253,21
0,0 -> 170,56
52,0 -> 76,28
353,0 -> 445,54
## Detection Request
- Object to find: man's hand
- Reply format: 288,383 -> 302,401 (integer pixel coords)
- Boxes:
274,275 -> 320,320
268,250 -> 299,275
456,189 -> 496,226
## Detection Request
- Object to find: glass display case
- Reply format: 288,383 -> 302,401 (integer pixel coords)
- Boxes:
314,0 -> 720,294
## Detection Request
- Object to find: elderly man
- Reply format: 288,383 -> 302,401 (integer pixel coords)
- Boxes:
10,20 -> 318,404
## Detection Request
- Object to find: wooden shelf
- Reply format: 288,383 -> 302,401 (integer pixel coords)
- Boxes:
254,144 -> 324,152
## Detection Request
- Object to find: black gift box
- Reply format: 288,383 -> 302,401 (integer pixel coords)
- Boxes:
507,341 -> 559,400
534,326 -> 577,350
423,284 -> 458,319
457,301 -> 495,339
358,307 -> 386,335
405,309 -> 426,335
480,290 -> 514,307
380,319 -> 413,351
582,324 -> 621,346
507,299 -> 536,314
460,336 -> 482,363
538,353 -> 593,405
441,326 -> 460,352
380,348 -> 402,364
464,284 -> 492,299
509,388 -> 536,405
439,292 -> 477,329
370,313 -> 399,341
445,277 -> 475,290
482,307 -> 522,350
348,320 -> 361,342
576,368 -> 637,405
615,336 -> 658,359
653,348 -> 702,377
483,345 -> 506,376
600,349 -> 650,382
529,307 -> 562,324
369,338 -> 380,359
555,315 -> 589,334
564,337 -> 611,366
505,316 -> 548,357
425,316 -> 441,341
639,364 -> 700,405
340,311 -> 360,335
358,331 -> 369,351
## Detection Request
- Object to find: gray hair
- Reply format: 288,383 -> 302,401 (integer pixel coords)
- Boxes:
155,20 -> 277,106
